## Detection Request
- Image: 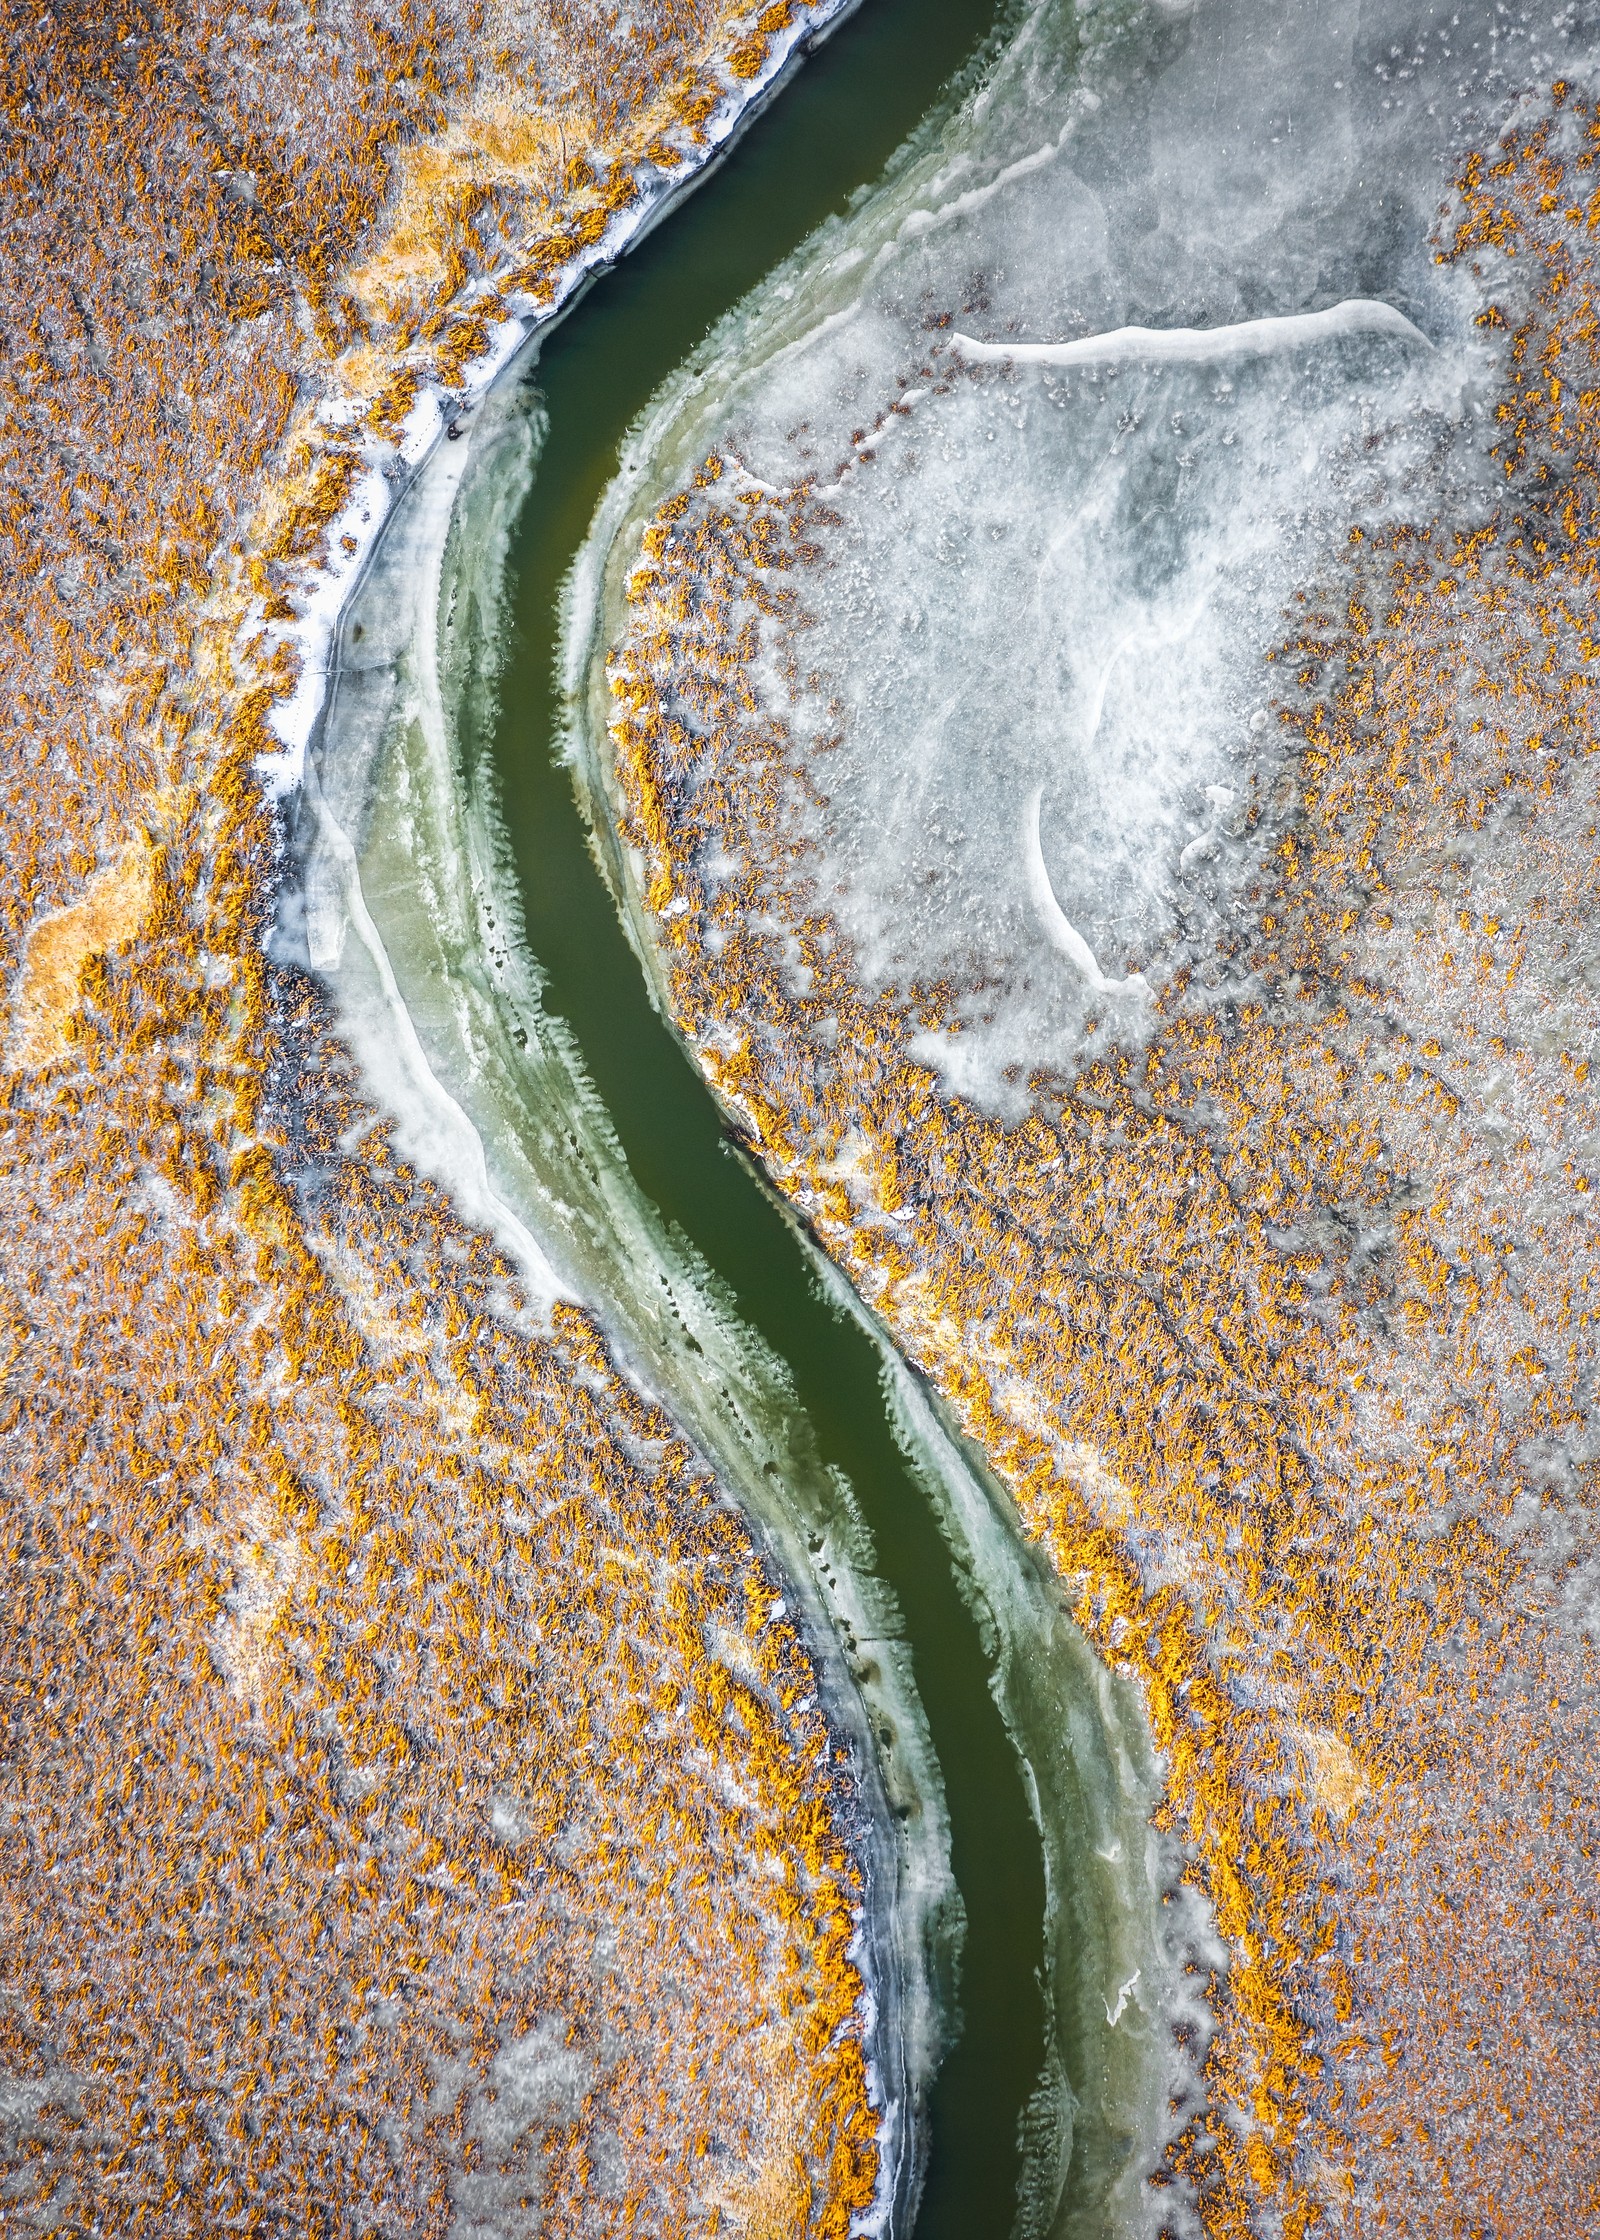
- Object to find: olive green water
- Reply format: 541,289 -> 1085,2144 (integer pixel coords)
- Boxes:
488,6 -> 1052,2232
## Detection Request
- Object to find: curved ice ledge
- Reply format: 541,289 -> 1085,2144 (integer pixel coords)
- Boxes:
1023,783 -> 1151,1002
951,295 -> 1433,369
279,367 -> 957,2239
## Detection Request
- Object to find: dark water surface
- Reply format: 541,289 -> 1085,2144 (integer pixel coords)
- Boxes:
488,6 -> 1053,2234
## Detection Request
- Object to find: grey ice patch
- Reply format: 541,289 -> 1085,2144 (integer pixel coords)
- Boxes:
0,2065 -> 80,2135
449,2019 -> 594,2236
488,1790 -> 535,1846
478,2019 -> 591,2153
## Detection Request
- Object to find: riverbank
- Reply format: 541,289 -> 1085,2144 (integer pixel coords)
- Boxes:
288,0 -> 1196,2230
253,0 -> 865,804
266,11 -> 969,2236
291,354 -> 953,2237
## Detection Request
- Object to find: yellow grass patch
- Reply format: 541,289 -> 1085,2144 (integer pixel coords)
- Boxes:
344,102 -> 565,326
8,831 -> 156,1070
341,2 -> 798,342
711,2077 -> 817,2239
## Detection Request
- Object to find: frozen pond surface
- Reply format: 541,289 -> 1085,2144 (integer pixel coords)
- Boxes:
580,0 -> 1585,1110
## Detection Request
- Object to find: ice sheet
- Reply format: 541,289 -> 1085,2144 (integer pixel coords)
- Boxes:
774,301 -> 1470,1105
575,0 -> 1590,1116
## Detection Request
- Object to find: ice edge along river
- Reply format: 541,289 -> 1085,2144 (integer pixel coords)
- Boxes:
291,331 -> 954,2240
258,5 -> 1195,2233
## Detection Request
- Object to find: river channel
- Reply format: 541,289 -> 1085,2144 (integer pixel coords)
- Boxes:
299,2 -> 1183,2231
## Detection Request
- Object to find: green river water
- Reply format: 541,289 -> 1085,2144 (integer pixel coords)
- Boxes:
495,10 -> 1050,2231
305,2 -> 1178,2229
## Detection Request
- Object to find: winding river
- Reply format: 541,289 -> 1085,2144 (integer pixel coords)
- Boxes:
298,2 -> 1183,2231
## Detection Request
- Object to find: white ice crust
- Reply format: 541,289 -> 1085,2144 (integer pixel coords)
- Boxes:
1021,781 -> 1149,1001
950,296 -> 1431,371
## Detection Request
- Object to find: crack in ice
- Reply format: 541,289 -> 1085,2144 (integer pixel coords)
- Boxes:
1104,1968 -> 1143,2027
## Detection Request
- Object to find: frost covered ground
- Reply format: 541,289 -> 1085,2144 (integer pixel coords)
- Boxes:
581,0 -> 1600,2229
0,5 -> 903,2235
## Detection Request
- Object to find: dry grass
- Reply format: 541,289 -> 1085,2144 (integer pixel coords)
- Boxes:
8,832 -> 156,1070
0,0 -> 880,2231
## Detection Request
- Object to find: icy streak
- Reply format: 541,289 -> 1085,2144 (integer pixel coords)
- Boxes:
1021,782 -> 1150,1001
950,296 -> 1433,371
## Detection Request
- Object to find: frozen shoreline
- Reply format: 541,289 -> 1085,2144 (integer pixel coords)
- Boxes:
290,380 -> 951,2240
553,10 -> 1217,2219
253,0 -> 866,801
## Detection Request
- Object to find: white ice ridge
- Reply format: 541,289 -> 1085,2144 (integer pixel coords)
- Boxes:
1022,784 -> 1150,1001
951,296 -> 1431,371
1103,1968 -> 1142,2028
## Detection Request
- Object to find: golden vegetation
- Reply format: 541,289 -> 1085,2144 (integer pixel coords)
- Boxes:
0,0 -> 880,2230
606,89 -> 1600,2236
7,831 -> 157,1071
343,0 -> 804,347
